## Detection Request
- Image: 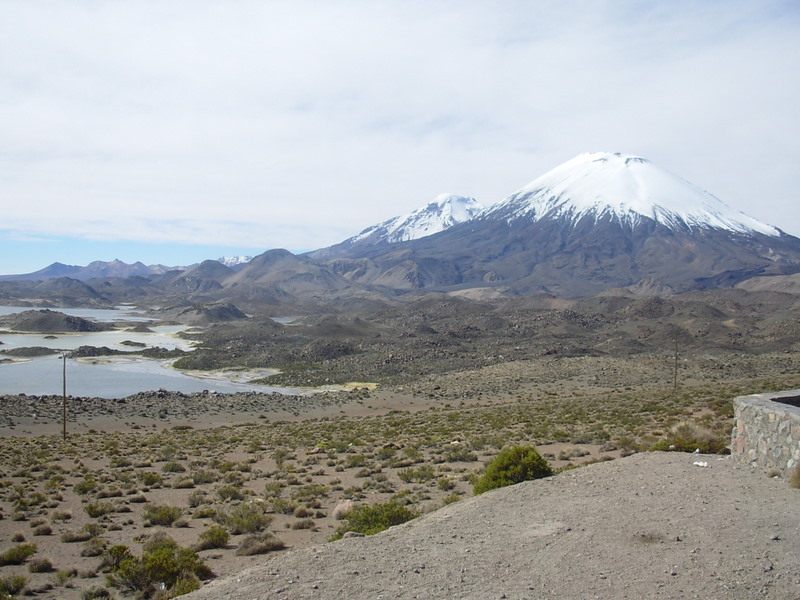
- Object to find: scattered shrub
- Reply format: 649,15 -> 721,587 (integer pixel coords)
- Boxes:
216,485 -> 244,502
330,500 -> 419,540
81,538 -> 108,557
290,483 -> 329,502
270,498 -> 298,515
196,525 -> 229,551
161,462 -> 186,473
50,509 -> 72,522
107,534 -> 212,598
473,445 -> 553,495
0,575 -> 27,597
292,505 -> 312,519
263,482 -> 283,497
187,490 -> 207,508
84,501 -> 116,518
290,518 -> 315,530
52,569 -> 76,586
100,545 -> 132,571
235,533 -> 285,556
649,423 -> 728,454
191,470 -> 218,485
81,586 -> 112,599
437,477 -> 455,491
142,504 -> 183,527
215,502 -> 271,535
0,543 -> 37,566
74,476 -> 99,495
397,465 -> 436,483
444,446 -> 478,462
138,471 -> 163,487
27,556 -> 53,573
61,530 -> 92,543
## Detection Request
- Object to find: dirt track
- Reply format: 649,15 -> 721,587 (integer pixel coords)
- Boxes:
188,452 -> 799,600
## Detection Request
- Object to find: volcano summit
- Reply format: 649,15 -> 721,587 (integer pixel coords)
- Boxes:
315,152 -> 800,297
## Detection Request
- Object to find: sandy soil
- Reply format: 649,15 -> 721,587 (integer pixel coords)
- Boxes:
188,452 -> 800,600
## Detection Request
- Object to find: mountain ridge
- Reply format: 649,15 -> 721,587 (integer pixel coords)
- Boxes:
3,152 -> 800,305
309,193 -> 482,260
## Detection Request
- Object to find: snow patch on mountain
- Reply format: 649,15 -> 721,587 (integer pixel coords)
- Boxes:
484,152 -> 779,236
350,194 -> 483,244
217,256 -> 253,267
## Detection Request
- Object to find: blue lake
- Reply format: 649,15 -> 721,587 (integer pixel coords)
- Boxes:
0,306 -> 300,398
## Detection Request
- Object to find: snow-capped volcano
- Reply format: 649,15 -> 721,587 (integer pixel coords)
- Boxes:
309,194 -> 483,260
307,152 -> 800,296
351,193 -> 484,245
483,152 -> 779,236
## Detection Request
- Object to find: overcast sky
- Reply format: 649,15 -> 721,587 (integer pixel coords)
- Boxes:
1,1 -> 799,274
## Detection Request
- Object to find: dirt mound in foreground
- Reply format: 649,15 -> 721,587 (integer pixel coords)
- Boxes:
187,453 -> 799,600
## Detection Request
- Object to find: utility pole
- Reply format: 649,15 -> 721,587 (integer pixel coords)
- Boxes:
61,354 -> 67,441
673,338 -> 679,391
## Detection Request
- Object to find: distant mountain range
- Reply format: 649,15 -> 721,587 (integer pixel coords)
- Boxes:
0,259 -> 177,282
3,152 -> 800,307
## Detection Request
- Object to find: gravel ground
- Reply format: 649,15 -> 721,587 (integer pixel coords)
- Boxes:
187,452 -> 799,600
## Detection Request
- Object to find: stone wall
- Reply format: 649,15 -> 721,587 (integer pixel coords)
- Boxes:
731,390 -> 800,476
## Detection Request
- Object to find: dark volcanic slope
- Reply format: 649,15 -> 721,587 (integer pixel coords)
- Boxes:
1,309 -> 109,333
310,153 -> 800,297
314,210 -> 800,297
175,289 -> 800,387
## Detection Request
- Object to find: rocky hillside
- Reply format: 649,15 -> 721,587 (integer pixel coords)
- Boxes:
0,308 -> 110,333
187,452 -> 799,600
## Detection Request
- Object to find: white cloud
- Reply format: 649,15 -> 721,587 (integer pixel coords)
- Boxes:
1,0 -> 799,256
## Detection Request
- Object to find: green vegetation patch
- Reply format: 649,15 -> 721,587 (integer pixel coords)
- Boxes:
473,445 -> 553,495
330,500 -> 420,540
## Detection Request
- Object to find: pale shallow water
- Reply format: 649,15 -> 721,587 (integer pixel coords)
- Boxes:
0,306 -> 296,398
0,355 -> 297,398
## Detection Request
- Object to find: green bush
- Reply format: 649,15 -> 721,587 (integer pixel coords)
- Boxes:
196,525 -> 229,550
473,445 -> 553,495
107,534 -> 212,599
345,454 -> 368,468
330,500 -> 419,540
61,530 -> 92,543
397,464 -> 435,483
84,501 -> 116,518
216,485 -> 244,502
649,423 -> 728,454
138,471 -> 163,487
0,575 -> 27,597
191,470 -> 218,485
81,537 -> 108,557
142,504 -> 183,527
214,502 -> 271,535
74,476 -> 99,495
100,545 -> 132,571
161,462 -> 186,473
0,543 -> 37,566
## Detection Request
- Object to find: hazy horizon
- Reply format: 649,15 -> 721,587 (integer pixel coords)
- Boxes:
2,1 -> 799,275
